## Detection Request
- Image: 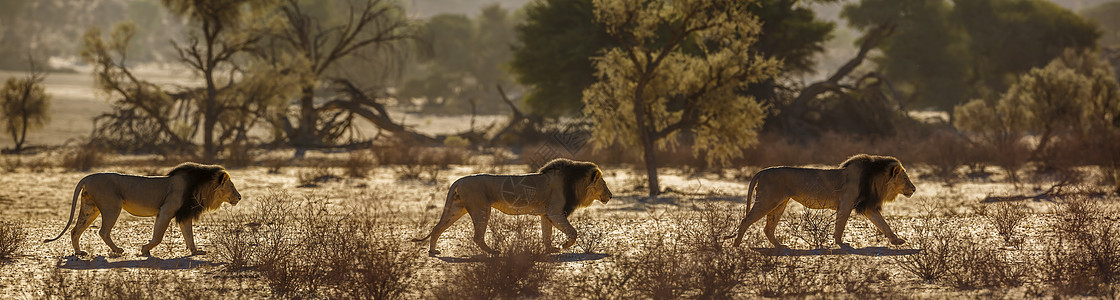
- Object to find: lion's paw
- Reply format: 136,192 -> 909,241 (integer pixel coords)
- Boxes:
428,249 -> 441,256
891,238 -> 906,245
74,250 -> 87,256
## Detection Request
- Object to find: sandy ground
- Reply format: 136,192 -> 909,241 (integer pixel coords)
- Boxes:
0,154 -> 1106,298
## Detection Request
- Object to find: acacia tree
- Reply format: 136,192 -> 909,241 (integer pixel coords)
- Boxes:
161,0 -> 273,160
268,0 -> 421,155
583,0 -> 779,198
955,50 -> 1120,186
84,19 -> 298,157
0,58 -> 50,153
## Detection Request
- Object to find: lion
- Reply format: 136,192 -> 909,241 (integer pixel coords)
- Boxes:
726,154 -> 916,249
413,158 -> 613,256
44,162 -> 241,256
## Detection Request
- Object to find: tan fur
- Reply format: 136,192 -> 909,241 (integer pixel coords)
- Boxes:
726,154 -> 916,249
414,159 -> 613,256
44,166 -> 241,256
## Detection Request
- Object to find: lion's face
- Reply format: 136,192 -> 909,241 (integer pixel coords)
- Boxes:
587,169 -> 613,204
214,172 -> 242,206
888,164 -> 916,198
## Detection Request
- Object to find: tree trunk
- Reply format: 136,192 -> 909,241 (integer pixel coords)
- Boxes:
631,79 -> 660,199
17,104 -> 27,152
641,131 -> 660,199
202,74 -> 218,162
294,88 -> 317,158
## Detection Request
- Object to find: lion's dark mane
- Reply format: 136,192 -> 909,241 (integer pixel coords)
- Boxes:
842,154 -> 899,214
167,162 -> 226,223
538,158 -> 599,217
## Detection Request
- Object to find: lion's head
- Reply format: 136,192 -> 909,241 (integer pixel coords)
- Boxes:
582,167 -> 613,204
538,159 -> 613,216
843,154 -> 916,213
207,171 -> 242,208
169,163 -> 242,222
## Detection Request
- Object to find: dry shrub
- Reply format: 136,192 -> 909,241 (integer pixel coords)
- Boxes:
980,201 -> 1029,244
571,215 -> 609,254
943,237 -> 1027,290
0,220 -> 26,260
1039,195 -> 1120,295
61,145 -> 104,171
756,256 -> 826,297
894,214 -> 955,282
836,259 -> 893,296
677,200 -> 739,252
39,266 -> 245,300
788,207 -> 835,249
433,215 -> 554,299
913,131 -> 972,183
296,163 -> 340,187
223,141 -> 253,168
259,196 -> 422,299
259,153 -> 289,174
345,149 -> 375,178
377,140 -> 465,182
211,190 -> 296,270
212,192 -> 422,299
0,155 -> 19,172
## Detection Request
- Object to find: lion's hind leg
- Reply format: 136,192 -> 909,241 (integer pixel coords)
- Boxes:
96,201 -> 125,255
425,206 -> 466,256
71,192 -> 100,256
467,208 -> 500,255
764,200 -> 790,249
732,193 -> 788,247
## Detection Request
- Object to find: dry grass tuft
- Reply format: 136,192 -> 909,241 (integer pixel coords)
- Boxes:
61,145 -> 104,171
296,164 -> 340,187
376,140 -> 466,182
789,208 -> 835,249
980,201 -> 1030,244
894,214 -> 955,282
344,150 -> 375,178
433,215 -> 555,299
211,191 -> 423,299
0,220 -> 26,260
1038,195 -> 1120,295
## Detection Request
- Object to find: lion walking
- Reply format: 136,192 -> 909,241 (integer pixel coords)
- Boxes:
414,159 -> 612,256
45,163 -> 241,256
726,154 -> 916,249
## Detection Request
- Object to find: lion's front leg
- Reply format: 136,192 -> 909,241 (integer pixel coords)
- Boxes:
179,219 -> 206,255
546,214 -> 578,249
142,208 -> 175,256
865,210 -> 905,245
834,203 -> 854,249
540,216 -> 559,253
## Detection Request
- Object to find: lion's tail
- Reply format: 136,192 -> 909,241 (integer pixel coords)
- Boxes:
412,182 -> 460,242
44,175 -> 88,243
724,172 -> 762,241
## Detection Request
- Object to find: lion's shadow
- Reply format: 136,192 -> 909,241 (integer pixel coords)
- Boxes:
435,252 -> 610,263
753,246 -> 919,257
57,254 -> 212,270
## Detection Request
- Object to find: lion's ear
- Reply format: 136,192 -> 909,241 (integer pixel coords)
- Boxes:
589,169 -> 601,182
890,164 -> 902,179
220,172 -> 230,184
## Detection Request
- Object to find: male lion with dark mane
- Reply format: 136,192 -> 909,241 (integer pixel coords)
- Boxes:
414,158 -> 612,256
726,154 -> 915,249
45,162 -> 241,256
